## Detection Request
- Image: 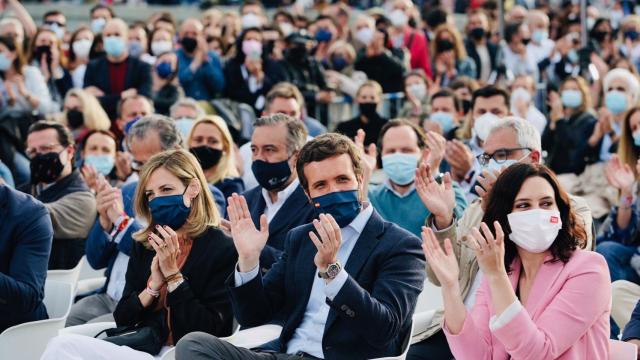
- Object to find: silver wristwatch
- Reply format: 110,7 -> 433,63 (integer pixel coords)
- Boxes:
318,261 -> 342,280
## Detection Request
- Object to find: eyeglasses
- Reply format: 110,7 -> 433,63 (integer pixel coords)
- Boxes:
476,147 -> 531,167
45,21 -> 66,27
25,143 -> 64,159
131,160 -> 145,172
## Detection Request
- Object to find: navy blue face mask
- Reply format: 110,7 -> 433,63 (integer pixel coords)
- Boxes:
312,189 -> 361,228
148,187 -> 191,230
251,159 -> 292,191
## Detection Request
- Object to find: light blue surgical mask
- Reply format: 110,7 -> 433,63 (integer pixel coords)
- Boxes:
174,117 -> 195,138
606,90 -> 629,115
127,41 -> 144,58
0,52 -> 11,71
91,18 -> 106,34
567,49 -> 579,64
634,131 -> 640,147
104,36 -> 126,57
561,90 -> 582,109
84,155 -> 115,176
429,111 -> 455,134
532,30 -> 548,44
382,153 -> 419,186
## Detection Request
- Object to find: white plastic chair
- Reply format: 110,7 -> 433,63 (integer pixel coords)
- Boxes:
410,278 -> 444,344
610,339 -> 638,360
0,280 -> 74,360
75,256 -> 108,295
47,258 -> 83,291
370,320 -> 414,360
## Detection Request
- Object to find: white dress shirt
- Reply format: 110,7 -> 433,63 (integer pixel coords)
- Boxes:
235,204 -> 375,359
261,178 -> 300,223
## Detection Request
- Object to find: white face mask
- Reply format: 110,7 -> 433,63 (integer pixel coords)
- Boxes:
389,9 -> 408,27
72,39 -> 92,59
408,83 -> 427,101
151,40 -> 173,56
507,209 -> 562,253
472,112 -> 501,142
355,28 -> 374,46
241,13 -> 262,29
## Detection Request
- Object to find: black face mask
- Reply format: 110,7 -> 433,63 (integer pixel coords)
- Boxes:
30,150 -> 65,184
359,102 -> 378,119
190,146 -> 223,170
34,45 -> 52,65
66,109 -> 84,129
522,38 -> 531,46
591,30 -> 609,42
461,99 -> 472,114
181,37 -> 198,53
469,28 -> 486,40
436,39 -> 455,53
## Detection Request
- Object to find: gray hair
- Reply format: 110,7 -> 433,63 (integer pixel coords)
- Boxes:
253,113 -> 308,155
604,68 -> 640,103
488,116 -> 542,159
169,98 -> 205,119
127,114 -> 182,151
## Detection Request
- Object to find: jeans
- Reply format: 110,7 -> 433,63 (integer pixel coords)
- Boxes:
596,241 -> 640,283
596,241 -> 639,338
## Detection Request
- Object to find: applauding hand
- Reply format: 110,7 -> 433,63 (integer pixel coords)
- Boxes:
309,214 -> 342,275
147,225 -> 181,277
421,227 -> 459,288
605,154 -> 635,196
228,193 -> 269,272
415,162 -> 455,229
467,222 -> 506,278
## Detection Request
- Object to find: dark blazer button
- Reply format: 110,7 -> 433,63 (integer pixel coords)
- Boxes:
347,310 -> 355,317
340,304 -> 348,311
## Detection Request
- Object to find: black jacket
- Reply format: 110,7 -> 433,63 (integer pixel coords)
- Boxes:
223,58 -> 287,114
336,114 -> 388,146
83,56 -> 152,119
113,226 -> 237,343
354,51 -> 405,93
464,39 -> 502,80
542,111 -> 598,175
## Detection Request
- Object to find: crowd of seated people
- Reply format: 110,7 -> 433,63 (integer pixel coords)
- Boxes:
5,0 -> 640,359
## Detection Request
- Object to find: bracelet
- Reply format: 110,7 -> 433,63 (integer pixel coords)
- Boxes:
620,195 -> 634,209
167,278 -> 185,293
164,272 -> 182,283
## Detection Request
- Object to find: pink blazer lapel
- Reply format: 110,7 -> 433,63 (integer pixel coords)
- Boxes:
508,254 -> 566,318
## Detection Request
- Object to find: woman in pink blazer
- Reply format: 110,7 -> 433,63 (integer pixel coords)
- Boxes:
423,163 -> 611,359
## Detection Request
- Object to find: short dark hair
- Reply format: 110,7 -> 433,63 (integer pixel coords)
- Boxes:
28,120 -> 75,147
240,0 -> 264,14
296,133 -> 362,191
90,4 -> 115,18
431,89 -> 462,113
43,10 -> 65,22
377,119 -> 426,151
424,7 -> 448,30
82,129 -> 117,152
504,21 -> 523,43
483,163 -> 586,273
471,85 -> 510,111
314,14 -> 339,28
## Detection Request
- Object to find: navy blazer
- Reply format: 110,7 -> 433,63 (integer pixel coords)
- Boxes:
228,209 -> 426,360
83,56 -> 152,119
85,181 -> 227,293
242,184 -> 315,271
623,300 -> 640,341
0,185 -> 53,332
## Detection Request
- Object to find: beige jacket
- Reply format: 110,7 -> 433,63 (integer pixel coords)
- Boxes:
414,195 -> 593,342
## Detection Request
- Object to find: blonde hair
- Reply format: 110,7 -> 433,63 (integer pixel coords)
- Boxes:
433,24 -> 468,61
64,89 -> 111,131
187,115 -> 239,184
133,149 -> 220,246
356,80 -> 383,98
619,106 -> 640,177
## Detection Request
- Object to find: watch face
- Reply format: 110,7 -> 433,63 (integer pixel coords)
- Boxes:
327,263 -> 341,278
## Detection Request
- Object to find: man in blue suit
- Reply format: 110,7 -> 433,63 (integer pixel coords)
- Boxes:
66,115 -> 226,326
0,184 -> 53,332
239,114 -> 315,272
176,133 -> 426,360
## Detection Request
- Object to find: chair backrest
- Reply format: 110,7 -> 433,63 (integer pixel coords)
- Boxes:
78,255 -> 106,280
0,281 -> 73,360
43,280 -> 75,319
415,278 -> 444,314
46,258 -> 82,290
610,339 -> 638,360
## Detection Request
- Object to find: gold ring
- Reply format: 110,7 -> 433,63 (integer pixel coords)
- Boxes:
161,243 -> 168,248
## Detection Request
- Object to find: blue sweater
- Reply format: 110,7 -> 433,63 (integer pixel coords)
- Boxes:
0,185 -> 53,331
368,181 -> 468,237
177,49 -> 225,100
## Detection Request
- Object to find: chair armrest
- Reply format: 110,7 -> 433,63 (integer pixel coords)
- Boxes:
76,277 -> 107,296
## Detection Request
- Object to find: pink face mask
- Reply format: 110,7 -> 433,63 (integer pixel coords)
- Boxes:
242,39 -> 263,60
